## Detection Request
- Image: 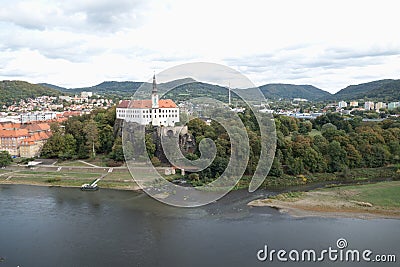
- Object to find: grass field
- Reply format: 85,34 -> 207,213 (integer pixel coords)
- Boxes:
335,181 -> 400,208
0,168 -> 138,190
57,161 -> 90,167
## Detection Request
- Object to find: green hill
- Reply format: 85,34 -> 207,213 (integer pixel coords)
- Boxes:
363,80 -> 400,101
39,83 -> 68,92
43,80 -> 332,102
258,83 -> 331,100
41,81 -> 144,97
0,80 -> 61,106
162,81 -> 230,102
328,79 -> 399,101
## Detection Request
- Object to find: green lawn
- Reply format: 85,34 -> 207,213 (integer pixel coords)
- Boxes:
325,181 -> 400,208
57,161 -> 90,167
349,181 -> 400,208
104,171 -> 134,181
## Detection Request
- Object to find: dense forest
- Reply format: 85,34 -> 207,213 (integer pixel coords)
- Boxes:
171,111 -> 400,186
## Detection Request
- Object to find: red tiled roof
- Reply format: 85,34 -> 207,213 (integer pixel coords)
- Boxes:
37,123 -> 50,131
21,123 -> 41,132
20,131 -> 50,145
117,100 -> 130,108
0,122 -> 21,130
18,122 -> 51,133
0,129 -> 29,138
159,99 -> 177,108
117,99 -> 177,109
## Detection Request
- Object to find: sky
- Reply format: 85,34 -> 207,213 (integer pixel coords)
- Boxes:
0,0 -> 399,93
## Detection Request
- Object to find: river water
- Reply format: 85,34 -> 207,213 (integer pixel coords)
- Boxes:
0,184 -> 399,266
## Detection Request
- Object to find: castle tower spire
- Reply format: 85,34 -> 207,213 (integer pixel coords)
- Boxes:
228,82 -> 231,106
152,73 -> 157,94
151,73 -> 159,109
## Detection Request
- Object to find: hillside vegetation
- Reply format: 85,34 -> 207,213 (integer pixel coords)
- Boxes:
329,79 -> 400,101
259,83 -> 331,100
0,80 -> 61,106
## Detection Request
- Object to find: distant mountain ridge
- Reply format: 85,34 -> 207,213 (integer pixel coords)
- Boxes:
0,77 -> 396,104
40,80 -> 331,101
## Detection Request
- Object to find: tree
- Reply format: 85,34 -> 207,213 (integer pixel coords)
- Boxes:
302,147 -> 326,173
321,123 -> 337,133
345,144 -> 362,168
268,155 -> 283,177
298,121 -> 313,134
99,125 -> 114,154
0,151 -> 12,167
326,141 -> 347,172
110,136 -> 124,162
41,131 -> 65,158
58,134 -> 77,159
286,156 -> 304,175
145,133 -> 156,158
83,119 -> 99,158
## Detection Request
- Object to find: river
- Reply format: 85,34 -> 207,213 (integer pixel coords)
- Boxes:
0,184 -> 399,266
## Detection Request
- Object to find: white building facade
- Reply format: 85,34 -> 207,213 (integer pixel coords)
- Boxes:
20,112 -> 57,123
338,101 -> 347,108
116,75 -> 180,127
364,101 -> 375,111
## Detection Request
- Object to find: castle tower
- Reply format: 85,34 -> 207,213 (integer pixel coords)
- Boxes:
151,74 -> 159,109
228,82 -> 231,106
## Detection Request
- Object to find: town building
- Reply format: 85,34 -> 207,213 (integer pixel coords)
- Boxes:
293,98 -> 308,102
375,102 -> 387,111
116,75 -> 179,127
81,91 -> 93,98
388,102 -> 400,110
364,101 -> 375,111
20,112 -> 57,123
350,101 -> 358,107
0,122 -> 51,157
338,101 -> 347,108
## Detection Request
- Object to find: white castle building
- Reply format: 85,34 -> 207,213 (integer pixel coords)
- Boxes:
116,75 -> 179,127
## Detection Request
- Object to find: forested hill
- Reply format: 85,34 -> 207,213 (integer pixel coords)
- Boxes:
258,83 -> 331,100
0,80 -> 61,106
42,80 -> 332,101
40,81 -> 144,97
328,79 -> 400,101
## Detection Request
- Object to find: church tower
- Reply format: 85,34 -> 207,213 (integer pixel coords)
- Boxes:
151,74 -> 159,109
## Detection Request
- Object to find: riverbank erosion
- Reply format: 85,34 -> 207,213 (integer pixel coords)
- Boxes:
248,181 -> 400,219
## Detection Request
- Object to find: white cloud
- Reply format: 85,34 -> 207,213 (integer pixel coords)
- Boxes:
0,0 -> 399,92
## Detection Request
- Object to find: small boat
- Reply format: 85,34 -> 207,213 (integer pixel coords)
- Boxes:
81,178 -> 101,191
80,183 -> 99,191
